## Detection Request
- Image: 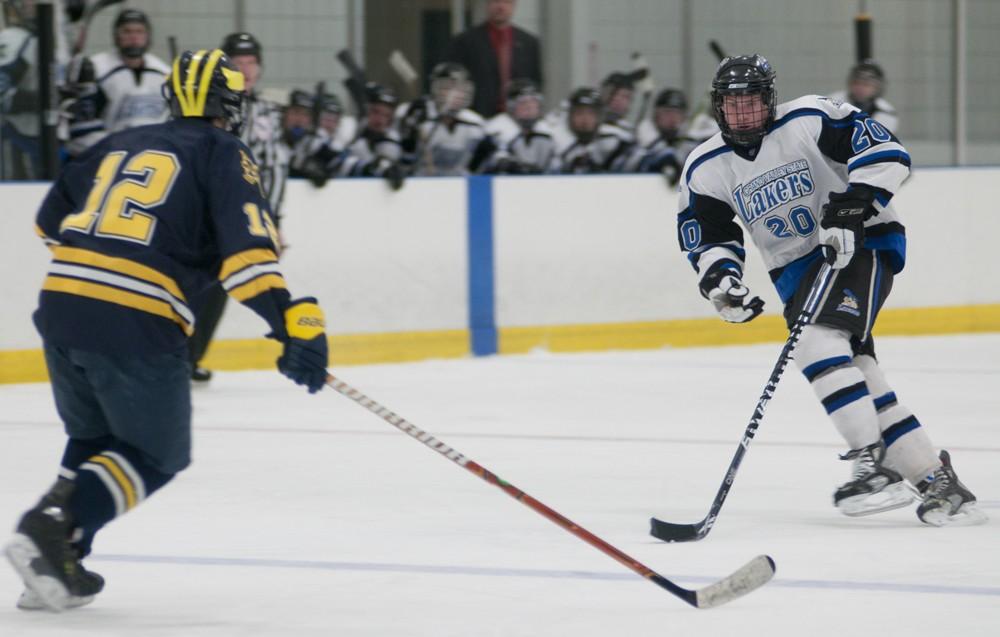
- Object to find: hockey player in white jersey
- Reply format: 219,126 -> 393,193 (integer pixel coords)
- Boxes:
344,83 -> 406,189
64,9 -> 170,155
829,59 -> 898,133
485,78 -> 554,174
396,62 -> 496,176
678,54 -> 984,526
629,88 -> 698,185
550,87 -> 633,174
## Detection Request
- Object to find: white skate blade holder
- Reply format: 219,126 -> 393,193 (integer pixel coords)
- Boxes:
921,502 -> 989,527
4,534 -> 71,612
838,482 -> 915,517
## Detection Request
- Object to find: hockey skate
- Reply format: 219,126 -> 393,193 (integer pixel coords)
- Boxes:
833,441 -> 914,516
916,450 -> 988,527
4,483 -> 104,612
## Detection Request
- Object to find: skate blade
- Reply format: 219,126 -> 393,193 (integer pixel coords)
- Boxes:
4,534 -> 70,612
921,502 -> 990,527
838,483 -> 915,517
17,588 -> 94,611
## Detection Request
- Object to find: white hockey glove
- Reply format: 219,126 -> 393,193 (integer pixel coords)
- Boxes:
699,267 -> 765,324
820,189 -> 877,269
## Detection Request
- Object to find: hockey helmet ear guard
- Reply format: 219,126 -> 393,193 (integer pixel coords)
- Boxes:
710,54 -> 776,147
164,49 -> 247,136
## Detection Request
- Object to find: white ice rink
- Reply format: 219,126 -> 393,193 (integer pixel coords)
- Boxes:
1,334 -> 998,636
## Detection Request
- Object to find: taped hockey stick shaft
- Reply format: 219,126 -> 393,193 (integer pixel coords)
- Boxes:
651,260 -> 836,542
326,375 -> 775,608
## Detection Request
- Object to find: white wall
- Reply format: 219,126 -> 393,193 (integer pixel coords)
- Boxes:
2,169 -> 999,353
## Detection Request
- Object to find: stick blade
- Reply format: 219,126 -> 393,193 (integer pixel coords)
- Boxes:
649,517 -> 707,542
695,555 -> 776,609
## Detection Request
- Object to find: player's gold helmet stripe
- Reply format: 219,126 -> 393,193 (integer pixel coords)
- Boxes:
170,49 -> 245,117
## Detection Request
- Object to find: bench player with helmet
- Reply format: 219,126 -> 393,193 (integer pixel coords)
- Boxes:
4,49 -> 330,612
677,54 -> 985,527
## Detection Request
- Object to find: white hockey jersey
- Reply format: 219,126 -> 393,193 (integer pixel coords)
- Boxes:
0,25 -> 38,136
68,51 -> 170,152
678,95 -> 910,304
485,113 -> 555,172
828,89 -> 899,133
550,123 -> 633,174
397,100 -> 493,176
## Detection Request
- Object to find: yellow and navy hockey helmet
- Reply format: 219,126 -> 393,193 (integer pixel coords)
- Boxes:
164,49 -> 247,135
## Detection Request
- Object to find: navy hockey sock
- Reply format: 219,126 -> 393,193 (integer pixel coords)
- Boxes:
58,436 -> 114,479
67,444 -> 174,556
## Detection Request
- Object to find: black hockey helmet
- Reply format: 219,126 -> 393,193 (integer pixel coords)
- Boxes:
164,49 -> 247,135
506,78 -> 542,126
567,87 -> 603,142
318,93 -> 343,115
654,88 -> 688,112
849,59 -> 885,85
568,86 -> 603,112
847,58 -> 885,103
711,54 -> 776,147
221,32 -> 263,63
287,89 -> 315,111
507,78 -> 542,103
113,8 -> 151,59
430,62 -> 474,114
365,83 -> 398,108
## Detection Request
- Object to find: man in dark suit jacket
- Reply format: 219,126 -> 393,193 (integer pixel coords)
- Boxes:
445,0 -> 543,118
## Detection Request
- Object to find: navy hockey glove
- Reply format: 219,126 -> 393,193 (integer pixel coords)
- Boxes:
699,266 -> 765,324
820,188 -> 877,269
277,298 -> 329,394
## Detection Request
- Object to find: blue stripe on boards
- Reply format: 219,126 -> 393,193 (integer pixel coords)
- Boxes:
467,176 -> 497,356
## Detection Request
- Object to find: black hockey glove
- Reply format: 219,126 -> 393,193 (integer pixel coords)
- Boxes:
699,265 -> 765,324
277,298 -> 328,394
820,188 -> 877,269
361,156 -> 406,191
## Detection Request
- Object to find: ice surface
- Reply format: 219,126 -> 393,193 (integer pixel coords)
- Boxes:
1,334 -> 997,636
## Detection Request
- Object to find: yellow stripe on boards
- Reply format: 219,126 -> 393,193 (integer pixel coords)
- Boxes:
88,455 -> 138,510
1,305 -> 998,385
42,276 -> 193,335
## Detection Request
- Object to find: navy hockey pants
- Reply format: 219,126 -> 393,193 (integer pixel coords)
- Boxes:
44,344 -> 193,475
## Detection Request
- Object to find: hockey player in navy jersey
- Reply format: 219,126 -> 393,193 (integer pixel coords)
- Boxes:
677,54 -> 984,527
4,49 -> 330,612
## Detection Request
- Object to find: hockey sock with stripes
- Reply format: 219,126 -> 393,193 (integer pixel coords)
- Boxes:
795,325 -> 880,450
67,443 -> 174,556
854,354 -> 941,484
58,436 -> 114,479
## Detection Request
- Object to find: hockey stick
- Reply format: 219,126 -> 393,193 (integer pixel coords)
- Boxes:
650,260 -> 836,542
71,0 -> 125,56
325,374 -> 776,608
388,49 -> 420,100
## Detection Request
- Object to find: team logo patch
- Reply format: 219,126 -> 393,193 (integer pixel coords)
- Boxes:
836,288 -> 862,317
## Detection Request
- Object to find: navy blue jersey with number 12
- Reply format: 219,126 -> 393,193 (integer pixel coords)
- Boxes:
34,118 -> 292,356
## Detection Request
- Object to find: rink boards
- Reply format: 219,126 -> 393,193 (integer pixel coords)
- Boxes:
2,169 -> 999,383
